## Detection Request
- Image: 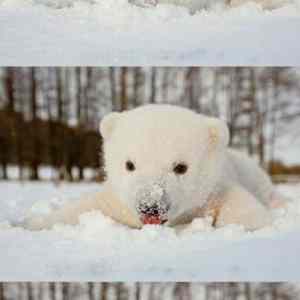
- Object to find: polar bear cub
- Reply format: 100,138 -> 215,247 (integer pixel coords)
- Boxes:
26,105 -> 279,231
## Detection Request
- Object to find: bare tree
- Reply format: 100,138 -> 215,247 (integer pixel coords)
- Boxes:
135,283 -> 141,300
244,283 -> 252,300
0,283 -> 4,300
115,283 -> 129,300
100,283 -> 109,300
161,68 -> 170,101
62,282 -> 69,300
87,283 -> 95,300
4,67 -> 15,113
183,67 -> 201,112
76,67 -> 82,124
132,67 -> 144,107
149,67 -> 157,104
27,282 -> 34,300
56,67 -> 64,122
49,282 -> 56,300
29,67 -> 39,180
120,67 -> 128,111
174,283 -> 192,300
109,67 -> 118,111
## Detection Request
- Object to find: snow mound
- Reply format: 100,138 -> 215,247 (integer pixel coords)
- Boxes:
0,0 -> 299,65
34,193 -> 300,242
1,182 -> 300,280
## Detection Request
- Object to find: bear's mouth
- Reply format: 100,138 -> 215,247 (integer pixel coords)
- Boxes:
141,214 -> 168,225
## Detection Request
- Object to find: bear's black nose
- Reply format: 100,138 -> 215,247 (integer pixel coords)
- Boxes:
142,204 -> 160,216
138,202 -> 170,216
137,201 -> 170,225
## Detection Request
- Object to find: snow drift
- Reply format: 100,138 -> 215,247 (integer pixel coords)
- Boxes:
0,182 -> 300,280
0,0 -> 300,65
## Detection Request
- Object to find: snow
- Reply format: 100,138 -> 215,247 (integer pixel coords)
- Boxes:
0,181 -> 300,280
274,119 -> 300,166
5,165 -> 97,181
0,0 -> 300,65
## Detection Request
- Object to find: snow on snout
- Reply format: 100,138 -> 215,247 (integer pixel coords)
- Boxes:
135,183 -> 170,224
136,183 -> 167,208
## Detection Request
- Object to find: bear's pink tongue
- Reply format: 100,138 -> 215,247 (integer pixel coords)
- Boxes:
142,215 -> 163,225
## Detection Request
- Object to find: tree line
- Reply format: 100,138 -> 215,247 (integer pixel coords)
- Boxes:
0,67 -> 299,181
0,282 -> 299,300
0,110 -> 102,181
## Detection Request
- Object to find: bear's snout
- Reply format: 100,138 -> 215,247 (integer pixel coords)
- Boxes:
138,202 -> 170,216
135,185 -> 170,225
137,202 -> 170,225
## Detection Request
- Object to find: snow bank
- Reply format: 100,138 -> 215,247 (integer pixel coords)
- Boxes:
0,0 -> 299,65
0,182 -> 300,280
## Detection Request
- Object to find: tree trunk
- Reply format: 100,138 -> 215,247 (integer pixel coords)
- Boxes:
149,68 -> 157,104
135,283 -> 141,300
115,283 -> 129,300
115,283 -> 122,300
27,282 -> 34,300
4,67 -> 15,112
76,67 -> 82,123
56,68 -> 64,122
62,283 -> 69,300
100,283 -> 109,300
37,283 -> 44,300
174,283 -> 191,300
148,284 -> 156,300
30,67 -> 39,180
109,67 -> 118,111
268,71 -> 280,173
0,283 -> 4,300
1,68 -> 16,180
0,155 -> 8,180
88,283 -> 95,300
75,67 -> 84,181
183,67 -> 202,112
84,67 -> 93,124
132,67 -> 143,107
120,67 -> 128,111
56,68 -> 65,181
49,283 -> 56,300
161,68 -> 169,101
244,283 -> 252,300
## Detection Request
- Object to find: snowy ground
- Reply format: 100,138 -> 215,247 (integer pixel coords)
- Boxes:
0,0 -> 300,65
0,181 -> 300,281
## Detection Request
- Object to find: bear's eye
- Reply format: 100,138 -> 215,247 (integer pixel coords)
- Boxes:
126,160 -> 135,172
173,163 -> 188,175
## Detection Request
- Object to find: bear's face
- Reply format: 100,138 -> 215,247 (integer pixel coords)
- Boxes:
100,105 -> 229,226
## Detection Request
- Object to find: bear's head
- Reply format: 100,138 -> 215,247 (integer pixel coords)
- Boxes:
100,105 -> 229,226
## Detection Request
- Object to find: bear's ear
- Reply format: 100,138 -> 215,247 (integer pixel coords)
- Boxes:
205,117 -> 229,150
99,112 -> 121,139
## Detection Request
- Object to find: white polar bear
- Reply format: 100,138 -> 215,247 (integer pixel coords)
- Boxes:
130,0 -> 290,10
26,104 -> 282,231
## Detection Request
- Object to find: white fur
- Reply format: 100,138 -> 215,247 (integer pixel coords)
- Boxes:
25,105 -> 276,231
